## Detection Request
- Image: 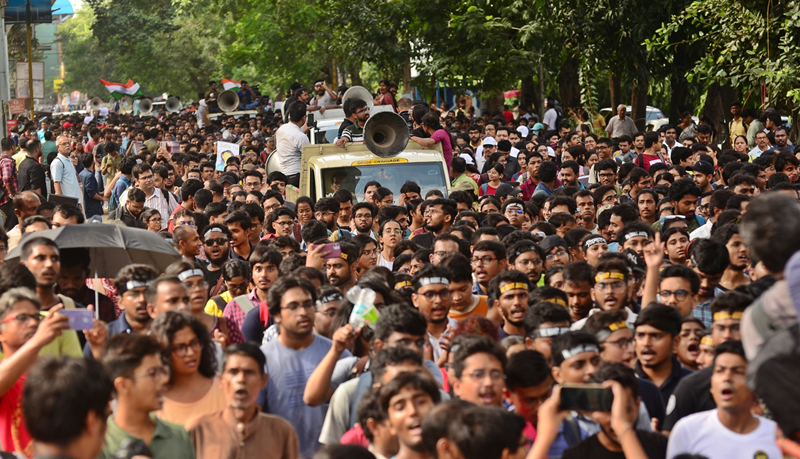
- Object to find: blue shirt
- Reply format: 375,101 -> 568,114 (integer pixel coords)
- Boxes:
79,168 -> 103,217
533,182 -> 554,196
259,335 -> 351,458
112,175 -> 131,208
693,286 -> 725,328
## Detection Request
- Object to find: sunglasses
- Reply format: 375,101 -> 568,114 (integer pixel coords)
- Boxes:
204,238 -> 228,246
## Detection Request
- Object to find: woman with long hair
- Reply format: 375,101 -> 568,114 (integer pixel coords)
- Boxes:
151,310 -> 226,426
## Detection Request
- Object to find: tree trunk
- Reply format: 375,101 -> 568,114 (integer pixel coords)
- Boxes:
485,93 -> 506,114
402,58 -> 412,95
538,60 -> 546,121
520,73 -> 536,111
669,77 -> 688,125
702,83 -> 737,146
349,64 -> 362,86
557,55 -> 581,110
630,81 -> 649,131
608,73 -> 622,111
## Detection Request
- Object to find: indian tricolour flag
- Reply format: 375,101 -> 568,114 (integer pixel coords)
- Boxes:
98,79 -> 144,100
222,78 -> 241,91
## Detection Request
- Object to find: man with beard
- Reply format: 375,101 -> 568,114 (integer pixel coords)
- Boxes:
315,197 -> 351,241
201,224 -> 232,297
411,265 -> 455,363
57,248 -> 115,323
633,304 -> 692,406
471,240 -> 507,296
411,198 -> 456,250
352,202 -> 378,240
488,270 -> 529,338
574,190 -> 597,232
636,189 -> 658,226
95,264 -> 159,347
335,99 -> 370,147
325,242 -> 358,294
562,261 -> 595,323
574,257 -> 638,330
110,188 -> 147,229
712,224 -> 750,291
508,241 -> 546,284
655,179 -> 703,233
188,343 -> 300,459
99,334 -> 194,458
560,160 -> 582,189
259,276 -> 352,458
450,334 -> 506,407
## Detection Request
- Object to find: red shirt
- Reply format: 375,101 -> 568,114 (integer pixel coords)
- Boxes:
0,375 -> 33,457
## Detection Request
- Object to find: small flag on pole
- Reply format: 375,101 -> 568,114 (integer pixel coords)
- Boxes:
221,78 -> 241,91
98,79 -> 144,100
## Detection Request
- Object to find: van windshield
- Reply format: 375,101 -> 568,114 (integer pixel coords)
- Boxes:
321,162 -> 448,202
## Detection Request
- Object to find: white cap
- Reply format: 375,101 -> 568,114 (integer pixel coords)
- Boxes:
517,126 -> 529,138
482,137 -> 497,146
460,153 -> 475,165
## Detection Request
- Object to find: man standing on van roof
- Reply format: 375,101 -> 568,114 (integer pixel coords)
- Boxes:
275,102 -> 311,188
335,99 -> 370,148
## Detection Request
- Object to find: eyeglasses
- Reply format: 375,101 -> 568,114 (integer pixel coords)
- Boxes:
545,250 -> 569,262
418,289 -> 451,301
354,213 -> 372,220
424,208 -> 444,215
471,256 -> 497,265
595,281 -> 627,291
315,309 -> 337,318
281,301 -> 315,312
432,251 -> 449,258
204,238 -> 228,246
598,172 -> 615,179
185,280 -> 208,290
0,312 -> 42,324
516,258 -> 543,267
603,337 -> 635,349
659,289 -> 690,301
317,211 -> 336,217
505,208 -> 524,215
130,366 -> 170,380
383,229 -> 403,235
176,221 -> 195,227
171,339 -> 202,357
464,369 -> 503,381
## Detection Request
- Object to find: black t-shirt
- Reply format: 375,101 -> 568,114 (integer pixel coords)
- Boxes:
203,266 -> 224,297
662,366 -> 715,431
563,431 -> 668,459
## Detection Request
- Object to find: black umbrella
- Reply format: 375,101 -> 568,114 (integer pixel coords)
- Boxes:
5,223 -> 181,276
6,223 -> 181,315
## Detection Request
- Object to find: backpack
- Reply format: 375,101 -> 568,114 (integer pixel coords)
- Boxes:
746,299 -> 800,439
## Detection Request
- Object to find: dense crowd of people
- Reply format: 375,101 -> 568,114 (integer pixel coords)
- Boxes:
0,81 -> 797,459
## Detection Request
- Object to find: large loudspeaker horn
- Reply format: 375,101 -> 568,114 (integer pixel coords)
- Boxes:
342,86 -> 374,109
90,97 -> 103,110
166,96 -> 182,113
363,112 -> 410,158
218,90 -> 240,112
139,98 -> 153,115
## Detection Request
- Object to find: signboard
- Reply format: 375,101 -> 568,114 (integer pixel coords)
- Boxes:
5,0 -> 53,24
215,141 -> 240,171
6,121 -> 17,136
159,141 -> 180,156
8,99 -> 25,114
16,62 -> 44,81
16,80 -> 44,99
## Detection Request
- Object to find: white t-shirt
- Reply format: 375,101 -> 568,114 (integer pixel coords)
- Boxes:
667,410 -> 781,459
275,122 -> 309,176
543,108 -> 557,130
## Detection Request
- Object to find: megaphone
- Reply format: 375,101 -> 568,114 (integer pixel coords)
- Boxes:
363,112 -> 409,158
218,90 -> 240,112
90,97 -> 103,110
139,98 -> 153,116
342,86 -> 374,109
166,96 -> 182,113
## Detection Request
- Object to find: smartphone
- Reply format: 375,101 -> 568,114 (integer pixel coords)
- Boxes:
559,383 -> 614,412
322,242 -> 342,259
59,309 -> 94,331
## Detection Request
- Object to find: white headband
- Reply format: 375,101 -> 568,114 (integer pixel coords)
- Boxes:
417,277 -> 450,287
561,344 -> 600,361
177,269 -> 205,282
125,280 -> 152,291
623,231 -> 650,241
